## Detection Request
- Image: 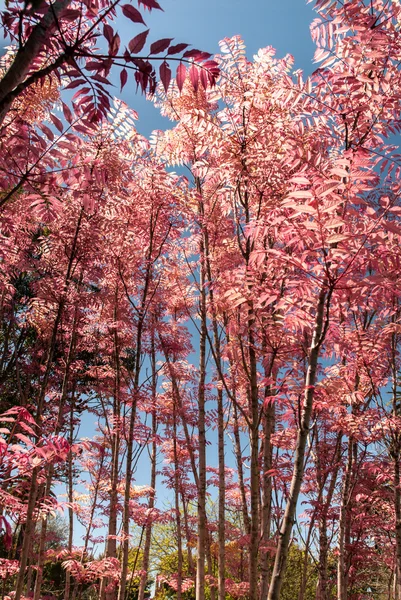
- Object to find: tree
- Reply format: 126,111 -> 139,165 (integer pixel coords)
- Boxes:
2,1 -> 401,599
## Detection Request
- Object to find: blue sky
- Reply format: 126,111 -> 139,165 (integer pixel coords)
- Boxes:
116,0 -> 317,137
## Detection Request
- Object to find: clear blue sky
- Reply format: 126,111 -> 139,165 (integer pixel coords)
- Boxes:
117,0 -> 317,137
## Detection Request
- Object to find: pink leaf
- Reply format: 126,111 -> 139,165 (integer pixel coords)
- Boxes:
15,433 -> 33,446
18,421 -> 36,436
122,4 -> 146,24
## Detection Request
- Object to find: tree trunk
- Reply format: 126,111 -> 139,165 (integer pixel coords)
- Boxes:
196,198 -> 207,600
138,337 -> 158,600
268,285 -> 330,600
204,209 -> 226,600
259,400 -> 275,600
173,406 -> 183,600
0,0 -> 72,125
118,213 -> 154,600
248,308 -> 260,600
102,295 -> 122,600
65,395 -> 75,600
316,432 -> 342,600
337,436 -> 354,600
232,401 -> 251,535
217,385 -> 226,600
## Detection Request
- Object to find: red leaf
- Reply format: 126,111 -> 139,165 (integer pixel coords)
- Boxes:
85,61 -> 104,71
40,124 -> 55,141
160,61 -> 171,92
128,29 -> 149,53
138,0 -> 163,9
120,68 -> 128,91
167,43 -> 189,55
64,79 -> 85,90
61,8 -> 81,20
103,23 -> 114,44
176,62 -> 186,92
50,113 -> 64,133
199,68 -> 208,89
122,4 -> 146,24
110,33 -> 120,57
135,71 -> 143,90
92,74 -> 111,85
150,38 -> 173,55
183,49 -> 201,58
189,64 -> 199,91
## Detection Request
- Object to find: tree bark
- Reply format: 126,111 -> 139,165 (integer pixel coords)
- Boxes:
0,0 -> 72,125
196,195 -> 207,600
315,431 -> 342,600
259,399 -> 275,600
268,285 -> 330,600
138,336 -> 158,600
173,406 -> 183,600
337,436 -> 355,600
248,311 -> 260,600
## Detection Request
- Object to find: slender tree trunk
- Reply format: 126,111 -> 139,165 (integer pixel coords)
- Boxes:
268,285 -> 331,600
337,436 -> 354,600
138,336 -> 158,600
101,294 -> 121,600
182,496 -> 195,576
118,213 -> 155,600
65,395 -> 75,600
232,401 -> 251,535
391,326 -> 401,600
204,211 -> 226,600
248,309 -> 260,600
259,400 -> 275,600
217,385 -> 226,600
394,460 -> 401,600
316,432 -> 342,600
196,199 -> 207,600
173,406 -> 183,600
32,475 -> 52,600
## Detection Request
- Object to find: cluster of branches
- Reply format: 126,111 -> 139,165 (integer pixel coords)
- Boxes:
1,1 -> 401,600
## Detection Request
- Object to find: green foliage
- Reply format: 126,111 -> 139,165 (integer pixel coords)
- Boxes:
279,544 -> 318,600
